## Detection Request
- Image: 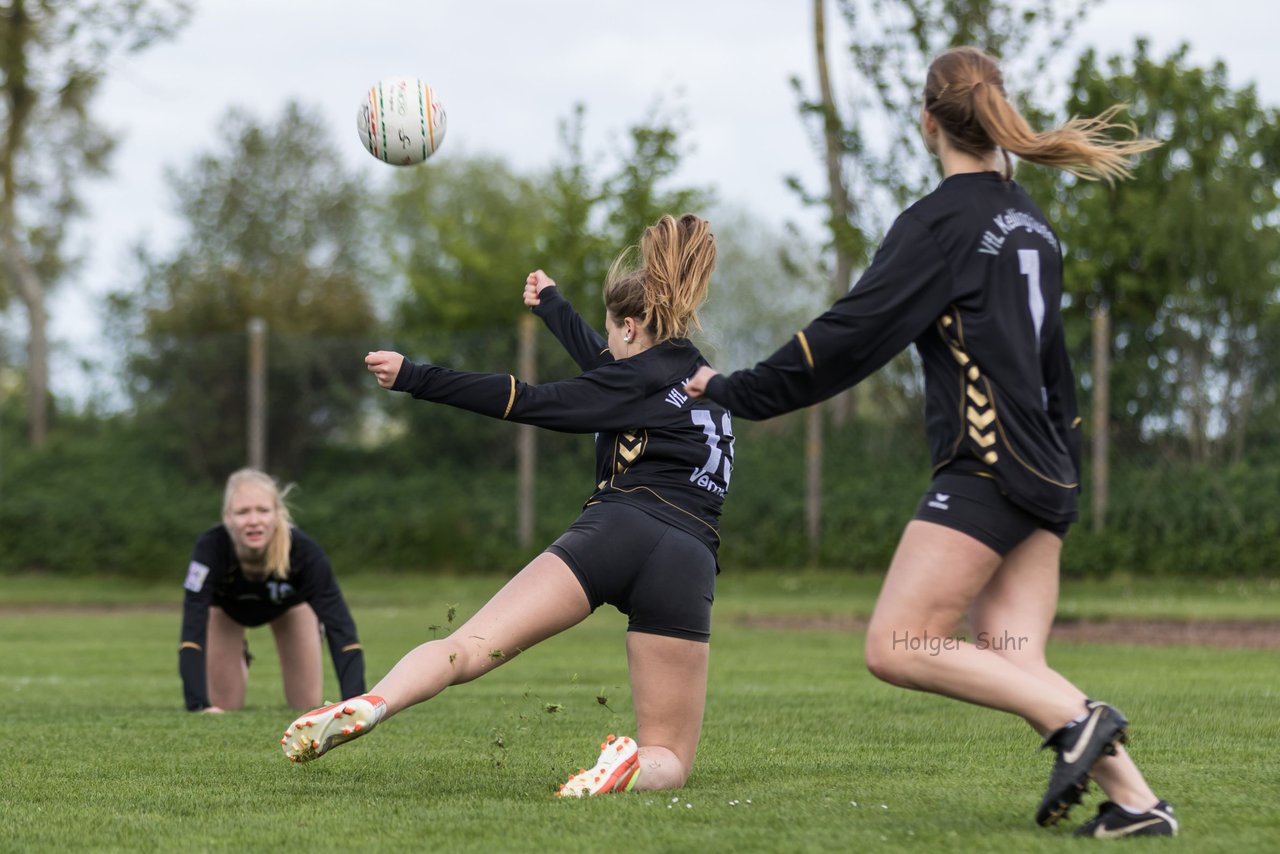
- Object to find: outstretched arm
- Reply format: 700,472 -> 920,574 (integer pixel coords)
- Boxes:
366,349 -> 645,434
524,270 -> 612,371
692,213 -> 951,420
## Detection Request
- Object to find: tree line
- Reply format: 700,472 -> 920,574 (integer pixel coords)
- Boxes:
2,1 -> 1278,577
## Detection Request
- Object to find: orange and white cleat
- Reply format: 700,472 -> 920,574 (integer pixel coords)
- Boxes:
556,734 -> 640,797
281,694 -> 387,763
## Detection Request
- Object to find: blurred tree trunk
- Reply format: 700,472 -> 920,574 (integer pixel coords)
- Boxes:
0,230 -> 48,447
805,406 -> 823,563
1,0 -> 191,449
814,0 -> 858,428
1186,349 -> 1209,464
1229,373 -> 1253,465
803,0 -> 836,555
246,317 -> 268,471
1,1 -> 47,447
1090,306 -> 1109,533
802,0 -> 860,558
516,314 -> 538,547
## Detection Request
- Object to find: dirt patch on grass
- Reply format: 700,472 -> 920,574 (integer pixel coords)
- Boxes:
733,614 -> 1280,650
1049,618 -> 1280,649
5,604 -> 1277,649
0,602 -> 177,615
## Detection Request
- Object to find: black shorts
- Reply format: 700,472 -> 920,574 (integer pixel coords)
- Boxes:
214,598 -> 290,628
912,471 -> 1070,557
547,502 -> 716,643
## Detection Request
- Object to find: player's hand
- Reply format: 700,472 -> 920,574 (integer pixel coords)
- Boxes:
201,706 -> 225,714
685,365 -> 719,399
365,350 -> 406,389
524,270 -> 556,307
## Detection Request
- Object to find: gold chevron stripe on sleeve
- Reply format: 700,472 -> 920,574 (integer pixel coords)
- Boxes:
502,376 -> 517,419
180,642 -> 202,651
968,425 -> 997,448
966,386 -> 989,407
340,644 -> 363,653
796,332 -> 814,369
967,406 -> 996,429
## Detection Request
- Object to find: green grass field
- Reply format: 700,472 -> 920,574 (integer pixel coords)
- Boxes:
1,571 -> 1277,852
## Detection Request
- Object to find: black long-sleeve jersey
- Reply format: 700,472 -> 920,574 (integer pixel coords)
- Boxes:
391,285 -> 734,553
178,526 -> 365,711
705,171 -> 1081,523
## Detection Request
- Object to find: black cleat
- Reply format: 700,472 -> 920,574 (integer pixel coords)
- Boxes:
1074,800 -> 1178,838
1036,702 -> 1129,826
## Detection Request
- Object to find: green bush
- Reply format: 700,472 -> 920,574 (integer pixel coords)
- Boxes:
0,417 -> 218,576
2,412 -> 1276,579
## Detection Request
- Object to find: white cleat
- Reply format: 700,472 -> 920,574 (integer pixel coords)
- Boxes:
557,734 -> 640,797
281,694 -> 386,763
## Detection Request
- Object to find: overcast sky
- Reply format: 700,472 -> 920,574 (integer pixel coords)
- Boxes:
33,0 -> 1280,400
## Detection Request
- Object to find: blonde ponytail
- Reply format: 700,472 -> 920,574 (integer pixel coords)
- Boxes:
604,214 -> 716,343
926,47 -> 1161,184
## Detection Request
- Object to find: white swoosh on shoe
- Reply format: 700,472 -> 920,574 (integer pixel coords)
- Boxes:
1092,818 -> 1166,838
1062,706 -> 1103,764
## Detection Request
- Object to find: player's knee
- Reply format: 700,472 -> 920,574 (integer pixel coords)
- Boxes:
437,636 -> 512,685
864,645 -> 906,686
863,627 -> 913,687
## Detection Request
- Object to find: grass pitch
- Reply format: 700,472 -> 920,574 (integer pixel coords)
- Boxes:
1,571 -> 1276,852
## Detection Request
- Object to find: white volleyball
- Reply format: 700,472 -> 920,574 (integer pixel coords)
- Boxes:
356,77 -> 446,165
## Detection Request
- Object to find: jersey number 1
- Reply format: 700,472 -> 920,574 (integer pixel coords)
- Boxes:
1018,248 -> 1045,348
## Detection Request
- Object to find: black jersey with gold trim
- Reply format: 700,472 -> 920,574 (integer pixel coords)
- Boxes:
704,171 -> 1080,523
178,526 -> 365,710
392,285 -> 733,552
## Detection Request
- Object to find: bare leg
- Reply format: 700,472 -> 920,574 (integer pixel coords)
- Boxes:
865,521 -> 1084,731
970,531 -> 1159,809
625,632 -> 709,790
371,552 -> 592,717
270,603 -> 324,709
284,553 -> 593,763
206,607 -> 249,710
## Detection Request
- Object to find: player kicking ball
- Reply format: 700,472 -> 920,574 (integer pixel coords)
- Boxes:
282,214 -> 730,798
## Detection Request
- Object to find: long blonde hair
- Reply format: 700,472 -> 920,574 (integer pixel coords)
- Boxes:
924,46 -> 1161,183
603,213 -> 717,343
222,468 -> 295,580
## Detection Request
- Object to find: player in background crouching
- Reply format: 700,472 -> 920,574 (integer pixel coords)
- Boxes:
686,47 -> 1175,838
180,468 -> 366,713
281,214 -> 732,798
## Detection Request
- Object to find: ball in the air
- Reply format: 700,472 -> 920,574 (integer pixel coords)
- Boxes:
356,77 -> 446,165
